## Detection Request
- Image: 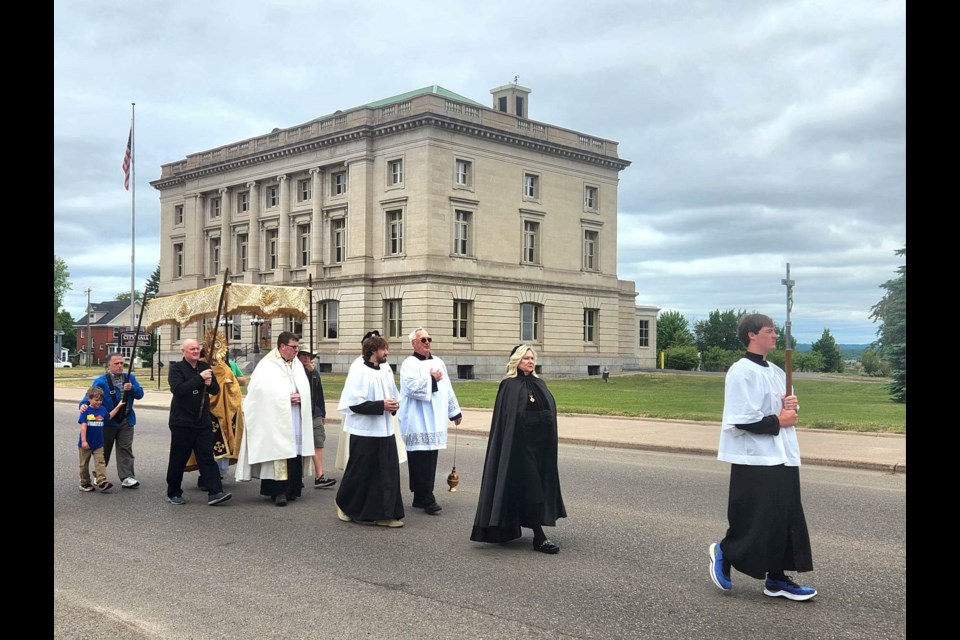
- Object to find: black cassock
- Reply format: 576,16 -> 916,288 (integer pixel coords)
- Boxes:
470,372 -> 566,543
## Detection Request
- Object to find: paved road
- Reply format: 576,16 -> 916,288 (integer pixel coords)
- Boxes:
54,404 -> 906,639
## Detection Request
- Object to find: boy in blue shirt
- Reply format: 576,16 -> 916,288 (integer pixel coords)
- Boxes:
78,386 -> 123,492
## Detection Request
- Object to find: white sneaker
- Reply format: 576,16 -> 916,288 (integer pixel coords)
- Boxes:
121,477 -> 140,488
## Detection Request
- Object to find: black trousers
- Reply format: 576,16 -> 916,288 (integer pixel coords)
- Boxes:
260,456 -> 304,499
407,449 -> 439,497
166,425 -> 223,498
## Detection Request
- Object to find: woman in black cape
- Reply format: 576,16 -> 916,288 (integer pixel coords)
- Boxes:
470,345 -> 566,554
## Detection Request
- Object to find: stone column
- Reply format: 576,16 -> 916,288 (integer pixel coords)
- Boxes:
219,187 -> 232,274
247,181 -> 260,277
190,194 -> 205,277
310,168 -> 324,265
277,175 -> 290,269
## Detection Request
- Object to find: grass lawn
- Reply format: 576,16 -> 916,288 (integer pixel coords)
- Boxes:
54,368 -> 905,434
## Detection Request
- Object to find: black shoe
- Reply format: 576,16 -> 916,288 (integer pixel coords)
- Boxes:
167,495 -> 186,505
533,539 -> 560,554
275,494 -> 288,507
207,491 -> 232,506
423,502 -> 442,515
314,475 -> 337,489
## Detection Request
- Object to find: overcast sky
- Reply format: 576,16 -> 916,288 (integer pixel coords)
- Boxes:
54,0 -> 905,345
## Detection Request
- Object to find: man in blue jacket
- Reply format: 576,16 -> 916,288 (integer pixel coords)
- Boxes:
79,352 -> 145,489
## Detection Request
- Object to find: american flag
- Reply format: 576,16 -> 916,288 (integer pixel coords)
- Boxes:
122,129 -> 132,190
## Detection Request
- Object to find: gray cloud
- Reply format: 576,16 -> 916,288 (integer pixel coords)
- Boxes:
53,0 -> 905,344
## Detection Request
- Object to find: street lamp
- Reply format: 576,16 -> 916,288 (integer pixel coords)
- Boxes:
250,315 -> 264,354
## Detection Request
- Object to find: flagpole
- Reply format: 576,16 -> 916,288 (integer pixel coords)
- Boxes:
130,102 -> 136,330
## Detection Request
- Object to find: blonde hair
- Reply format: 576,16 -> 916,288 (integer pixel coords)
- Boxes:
505,344 -> 538,378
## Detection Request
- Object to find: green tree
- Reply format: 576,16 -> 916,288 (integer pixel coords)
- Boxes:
114,291 -> 145,303
870,247 -> 906,402
860,348 -> 882,376
145,264 -> 160,298
793,351 -> 824,373
55,309 -> 77,352
54,255 -> 71,316
664,345 -> 700,371
700,346 -> 742,372
656,310 -> 694,354
694,309 -> 745,352
774,322 -> 797,350
810,329 -> 843,373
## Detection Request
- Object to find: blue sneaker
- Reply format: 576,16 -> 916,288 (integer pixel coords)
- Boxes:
708,542 -> 732,591
764,576 -> 817,601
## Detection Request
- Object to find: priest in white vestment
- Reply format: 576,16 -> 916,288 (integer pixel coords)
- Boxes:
236,331 -> 315,506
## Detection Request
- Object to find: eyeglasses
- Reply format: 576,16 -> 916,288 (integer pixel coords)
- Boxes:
419,337 -> 432,344
282,343 -> 300,351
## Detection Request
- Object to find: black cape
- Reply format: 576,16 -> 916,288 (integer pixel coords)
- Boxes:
470,373 -> 566,543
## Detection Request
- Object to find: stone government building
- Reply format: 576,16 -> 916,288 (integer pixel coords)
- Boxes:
150,83 -> 659,378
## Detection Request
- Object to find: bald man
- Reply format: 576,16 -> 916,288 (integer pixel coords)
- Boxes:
164,339 -> 232,506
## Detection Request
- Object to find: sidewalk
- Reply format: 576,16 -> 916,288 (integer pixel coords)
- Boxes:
54,386 -> 906,473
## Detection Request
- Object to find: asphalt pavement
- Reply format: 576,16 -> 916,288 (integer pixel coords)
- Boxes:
54,385 -> 905,473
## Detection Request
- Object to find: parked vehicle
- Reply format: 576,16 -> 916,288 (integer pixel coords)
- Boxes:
53,359 -> 73,368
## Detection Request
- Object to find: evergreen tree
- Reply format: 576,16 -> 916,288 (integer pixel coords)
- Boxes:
145,264 -> 160,298
810,328 -> 843,373
870,247 -> 906,402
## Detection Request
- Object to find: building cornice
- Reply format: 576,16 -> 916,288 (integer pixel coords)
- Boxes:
151,105 -> 630,190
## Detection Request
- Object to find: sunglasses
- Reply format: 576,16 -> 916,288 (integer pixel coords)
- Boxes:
419,337 -> 432,344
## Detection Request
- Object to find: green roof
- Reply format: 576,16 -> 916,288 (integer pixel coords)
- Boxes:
365,85 -> 484,108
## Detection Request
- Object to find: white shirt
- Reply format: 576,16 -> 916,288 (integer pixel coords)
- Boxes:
717,356 -> 801,466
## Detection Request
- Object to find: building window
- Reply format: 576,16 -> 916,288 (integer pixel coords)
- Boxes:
385,299 -> 403,338
298,179 -> 311,202
521,303 -> 542,342
286,316 -> 303,336
522,221 -> 540,264
266,229 -> 278,269
388,159 -> 403,186
210,197 -> 221,219
209,237 -> 221,275
516,96 -> 525,118
174,205 -> 184,225
223,315 -> 241,341
173,243 -> 184,278
113,327 -> 121,338
321,300 -> 339,339
584,185 -> 598,211
584,308 -> 598,342
267,185 -> 279,208
298,223 -> 311,267
331,219 -> 345,264
453,210 -> 471,256
454,159 -> 472,188
331,171 -> 347,196
498,96 -> 507,112
639,319 -> 650,348
386,210 -> 403,255
453,300 -> 470,338
583,230 -> 599,271
237,191 -> 249,213
523,173 -> 539,199
237,234 -> 248,272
